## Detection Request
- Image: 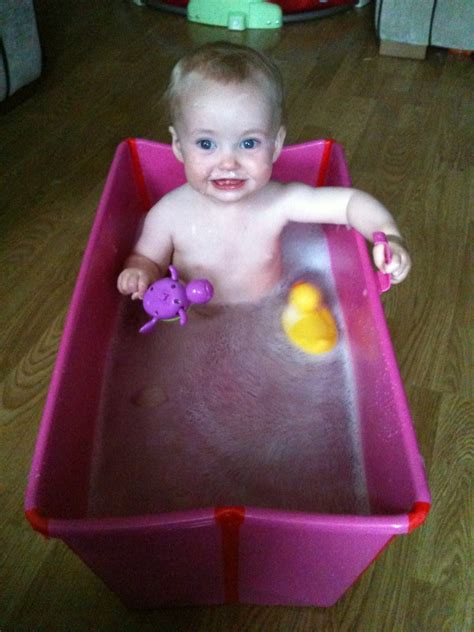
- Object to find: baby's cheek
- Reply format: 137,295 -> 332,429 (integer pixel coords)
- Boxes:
184,166 -> 206,190
258,162 -> 274,181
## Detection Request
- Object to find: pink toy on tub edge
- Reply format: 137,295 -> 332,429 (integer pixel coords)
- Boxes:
140,265 -> 213,333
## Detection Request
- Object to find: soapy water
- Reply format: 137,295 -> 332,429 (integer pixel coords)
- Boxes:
88,224 -> 369,518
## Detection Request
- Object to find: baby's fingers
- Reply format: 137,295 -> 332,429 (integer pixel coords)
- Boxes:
373,243 -> 388,271
130,272 -> 150,300
130,274 -> 149,300
117,271 -> 134,295
136,274 -> 149,299
372,242 -> 411,284
117,269 -> 149,297
388,252 -> 411,283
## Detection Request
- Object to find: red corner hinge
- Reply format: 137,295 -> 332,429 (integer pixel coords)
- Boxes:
25,508 -> 50,538
408,501 -> 431,533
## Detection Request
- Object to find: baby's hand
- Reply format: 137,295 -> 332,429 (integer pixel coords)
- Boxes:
373,236 -> 411,284
117,268 -> 150,300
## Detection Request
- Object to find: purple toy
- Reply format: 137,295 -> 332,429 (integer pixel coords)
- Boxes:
139,265 -> 213,333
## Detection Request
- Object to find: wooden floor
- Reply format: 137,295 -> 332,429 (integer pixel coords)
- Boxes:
1,2 -> 472,630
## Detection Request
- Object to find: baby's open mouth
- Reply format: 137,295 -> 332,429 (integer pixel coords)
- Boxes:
211,179 -> 245,190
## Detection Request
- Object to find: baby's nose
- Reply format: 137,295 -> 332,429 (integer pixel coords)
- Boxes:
219,150 -> 239,170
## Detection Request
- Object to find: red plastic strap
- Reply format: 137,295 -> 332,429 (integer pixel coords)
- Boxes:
315,139 -> 334,187
127,138 -> 151,212
25,508 -> 49,538
214,506 -> 245,603
408,501 -> 431,533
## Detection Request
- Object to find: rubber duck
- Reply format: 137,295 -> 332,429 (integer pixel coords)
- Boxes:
281,282 -> 337,354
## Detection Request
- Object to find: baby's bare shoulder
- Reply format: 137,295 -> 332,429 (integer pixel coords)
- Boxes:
269,180 -> 312,197
146,185 -> 196,221
265,180 -> 313,212
277,181 -> 313,196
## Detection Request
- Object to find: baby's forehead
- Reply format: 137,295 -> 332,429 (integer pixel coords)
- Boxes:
180,72 -> 267,99
175,73 -> 278,124
171,69 -> 283,132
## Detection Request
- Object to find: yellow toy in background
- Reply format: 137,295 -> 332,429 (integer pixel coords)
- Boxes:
282,281 -> 338,355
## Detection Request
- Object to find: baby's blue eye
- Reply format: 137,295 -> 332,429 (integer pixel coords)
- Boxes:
197,139 -> 215,150
241,138 -> 259,150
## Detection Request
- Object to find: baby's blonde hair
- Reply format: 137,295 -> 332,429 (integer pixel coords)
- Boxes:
165,42 -> 285,131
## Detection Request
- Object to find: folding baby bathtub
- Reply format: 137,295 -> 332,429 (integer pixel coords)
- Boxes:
25,138 -> 430,608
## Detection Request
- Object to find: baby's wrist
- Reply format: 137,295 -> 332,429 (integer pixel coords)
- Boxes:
125,255 -> 160,279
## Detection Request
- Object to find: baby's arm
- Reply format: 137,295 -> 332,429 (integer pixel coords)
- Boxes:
281,185 -> 411,283
117,202 -> 174,300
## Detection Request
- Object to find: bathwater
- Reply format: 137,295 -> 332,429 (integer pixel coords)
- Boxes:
88,224 -> 369,518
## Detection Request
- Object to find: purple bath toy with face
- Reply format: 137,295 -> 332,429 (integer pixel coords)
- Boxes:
139,265 -> 214,334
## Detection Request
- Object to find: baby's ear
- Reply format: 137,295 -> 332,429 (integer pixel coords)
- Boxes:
169,126 -> 183,162
272,126 -> 286,163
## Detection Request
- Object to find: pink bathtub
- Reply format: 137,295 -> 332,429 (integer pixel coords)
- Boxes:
25,139 -> 430,608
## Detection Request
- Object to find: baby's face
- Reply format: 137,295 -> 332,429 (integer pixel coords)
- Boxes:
170,77 -> 285,205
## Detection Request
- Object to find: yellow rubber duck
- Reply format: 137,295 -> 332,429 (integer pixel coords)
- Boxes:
281,282 -> 338,354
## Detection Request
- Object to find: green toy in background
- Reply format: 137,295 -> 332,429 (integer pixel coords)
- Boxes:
187,0 -> 283,30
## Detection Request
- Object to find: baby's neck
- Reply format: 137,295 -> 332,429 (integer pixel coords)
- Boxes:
189,182 -> 273,214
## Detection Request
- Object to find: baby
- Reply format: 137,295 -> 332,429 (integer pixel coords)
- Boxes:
118,42 -> 411,304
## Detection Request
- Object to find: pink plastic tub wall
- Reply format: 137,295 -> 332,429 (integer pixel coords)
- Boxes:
25,139 -> 430,608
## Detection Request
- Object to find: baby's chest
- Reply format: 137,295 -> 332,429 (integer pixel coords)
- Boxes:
176,215 -> 279,265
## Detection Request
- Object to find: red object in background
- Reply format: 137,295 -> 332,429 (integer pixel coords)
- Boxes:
155,0 -> 357,14
277,0 -> 356,12
159,0 -> 187,6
